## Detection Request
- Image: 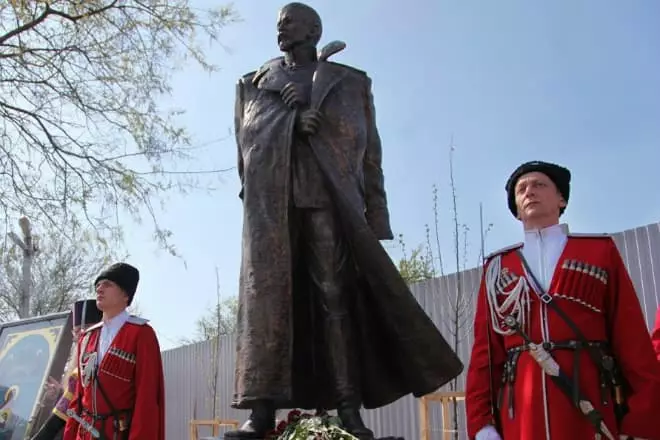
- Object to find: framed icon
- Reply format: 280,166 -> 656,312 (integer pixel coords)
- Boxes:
0,312 -> 72,440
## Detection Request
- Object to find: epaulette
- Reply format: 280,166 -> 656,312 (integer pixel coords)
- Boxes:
127,315 -> 149,326
84,322 -> 103,333
568,232 -> 611,239
484,242 -> 523,261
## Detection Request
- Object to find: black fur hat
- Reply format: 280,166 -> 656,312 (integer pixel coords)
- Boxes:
94,263 -> 140,306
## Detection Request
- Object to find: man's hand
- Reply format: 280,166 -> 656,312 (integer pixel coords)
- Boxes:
281,82 -> 303,108
296,109 -> 322,136
475,425 -> 502,440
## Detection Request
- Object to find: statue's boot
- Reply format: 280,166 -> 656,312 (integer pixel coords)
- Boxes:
324,314 -> 375,440
338,403 -> 375,440
224,400 -> 275,440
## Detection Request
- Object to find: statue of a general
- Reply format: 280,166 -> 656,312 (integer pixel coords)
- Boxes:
226,3 -> 463,439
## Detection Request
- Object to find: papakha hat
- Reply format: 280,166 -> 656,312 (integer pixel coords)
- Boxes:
94,262 -> 140,306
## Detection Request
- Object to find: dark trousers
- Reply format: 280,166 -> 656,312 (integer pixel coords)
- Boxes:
290,207 -> 360,406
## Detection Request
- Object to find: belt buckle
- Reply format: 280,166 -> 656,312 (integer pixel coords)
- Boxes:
116,417 -> 129,432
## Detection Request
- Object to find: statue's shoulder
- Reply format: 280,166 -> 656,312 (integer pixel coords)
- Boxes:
236,57 -> 282,87
238,70 -> 257,85
327,61 -> 368,79
484,242 -> 523,262
240,57 -> 284,85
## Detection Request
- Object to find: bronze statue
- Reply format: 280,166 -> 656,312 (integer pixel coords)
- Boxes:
226,3 -> 464,439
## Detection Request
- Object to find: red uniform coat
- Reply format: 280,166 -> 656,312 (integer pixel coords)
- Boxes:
466,234 -> 660,440
652,306 -> 660,362
62,317 -> 165,440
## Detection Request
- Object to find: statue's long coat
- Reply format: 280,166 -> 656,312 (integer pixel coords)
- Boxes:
233,56 -> 463,411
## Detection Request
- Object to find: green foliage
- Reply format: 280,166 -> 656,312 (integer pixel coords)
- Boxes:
0,0 -> 238,254
278,418 -> 354,440
397,235 -> 436,285
271,411 -> 357,440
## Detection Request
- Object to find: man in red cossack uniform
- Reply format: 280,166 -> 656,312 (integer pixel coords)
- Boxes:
652,306 -> 660,362
62,263 -> 165,440
465,161 -> 660,440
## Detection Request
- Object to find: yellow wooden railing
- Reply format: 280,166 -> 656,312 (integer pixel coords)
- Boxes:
419,391 -> 466,440
189,419 -> 240,440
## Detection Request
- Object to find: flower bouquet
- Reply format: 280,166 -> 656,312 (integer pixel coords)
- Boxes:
266,410 -> 358,440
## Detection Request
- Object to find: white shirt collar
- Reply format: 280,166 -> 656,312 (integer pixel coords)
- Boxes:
522,223 -> 569,292
98,309 -> 129,360
523,222 -> 569,240
103,309 -> 129,330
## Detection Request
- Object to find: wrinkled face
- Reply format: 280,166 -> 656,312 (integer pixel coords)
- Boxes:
95,279 -> 127,312
277,6 -> 316,51
514,171 -> 566,223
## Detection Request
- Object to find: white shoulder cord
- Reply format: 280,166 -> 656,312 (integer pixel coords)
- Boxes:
485,255 -> 531,336
78,331 -> 94,387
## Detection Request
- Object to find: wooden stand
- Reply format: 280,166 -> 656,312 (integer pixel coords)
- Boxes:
189,419 -> 240,440
419,391 -> 466,440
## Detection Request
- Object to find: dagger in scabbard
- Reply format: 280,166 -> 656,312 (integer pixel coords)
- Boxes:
503,316 -> 615,440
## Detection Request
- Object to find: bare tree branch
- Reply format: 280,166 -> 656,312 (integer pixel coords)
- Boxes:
0,0 -> 238,254
0,224 -> 116,322
182,295 -> 238,344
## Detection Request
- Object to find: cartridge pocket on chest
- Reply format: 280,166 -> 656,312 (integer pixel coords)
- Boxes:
555,259 -> 609,313
100,347 -> 136,382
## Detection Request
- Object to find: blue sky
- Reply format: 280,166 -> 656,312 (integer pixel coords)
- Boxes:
121,0 -> 660,349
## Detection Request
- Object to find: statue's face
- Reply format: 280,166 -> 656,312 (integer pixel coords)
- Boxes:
277,7 -> 314,51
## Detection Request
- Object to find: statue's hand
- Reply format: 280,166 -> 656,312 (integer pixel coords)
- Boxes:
281,82 -> 302,108
296,109 -> 322,136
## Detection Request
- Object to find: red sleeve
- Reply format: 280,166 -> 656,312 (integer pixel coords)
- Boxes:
606,240 -> 660,439
465,273 -> 506,439
129,325 -> 165,440
652,307 -> 660,362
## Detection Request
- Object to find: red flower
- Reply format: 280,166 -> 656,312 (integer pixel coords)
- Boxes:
276,420 -> 287,432
287,409 -> 302,423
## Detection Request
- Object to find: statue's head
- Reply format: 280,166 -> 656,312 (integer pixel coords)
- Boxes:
277,2 -> 322,52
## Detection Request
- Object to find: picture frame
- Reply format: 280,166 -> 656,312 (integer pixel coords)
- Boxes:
0,311 -> 73,440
